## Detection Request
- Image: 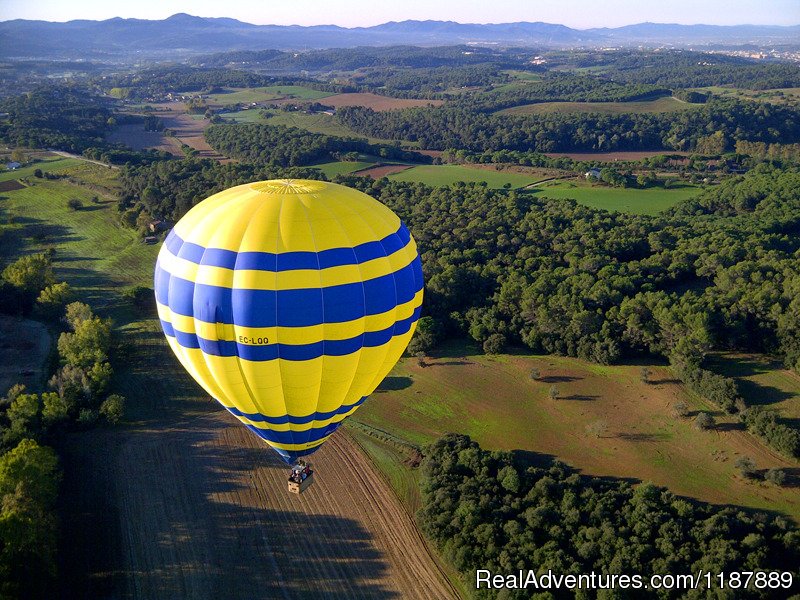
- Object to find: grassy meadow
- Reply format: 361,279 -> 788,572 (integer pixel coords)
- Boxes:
529,179 -> 702,214
353,340 -> 800,521
206,85 -> 332,105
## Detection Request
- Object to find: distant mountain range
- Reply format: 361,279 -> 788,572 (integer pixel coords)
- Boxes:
1,13 -> 798,60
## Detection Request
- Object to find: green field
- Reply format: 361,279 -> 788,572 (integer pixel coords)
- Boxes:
388,164 -> 542,188
500,96 -> 696,116
0,157 -> 206,424
353,340 -> 800,521
206,85 -> 332,105
310,160 -> 374,177
529,179 -> 702,214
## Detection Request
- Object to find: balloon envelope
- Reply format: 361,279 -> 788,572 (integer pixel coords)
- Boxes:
154,179 -> 423,462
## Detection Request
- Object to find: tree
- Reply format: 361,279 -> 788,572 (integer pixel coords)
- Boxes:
99,394 -> 125,424
734,456 -> 757,479
673,401 -> 690,418
408,316 -> 442,354
36,282 -> 73,321
483,333 -> 506,355
10,149 -> 26,163
549,386 -> 559,401
530,368 -> 541,381
694,412 -> 715,430
67,198 -> 83,211
764,468 -> 786,486
639,367 -> 651,384
41,392 -> 70,427
64,301 -> 93,328
1,253 -> 54,298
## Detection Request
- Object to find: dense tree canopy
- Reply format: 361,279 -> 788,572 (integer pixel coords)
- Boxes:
419,434 -> 800,599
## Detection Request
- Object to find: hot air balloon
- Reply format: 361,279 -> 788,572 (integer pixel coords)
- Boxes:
153,179 -> 424,488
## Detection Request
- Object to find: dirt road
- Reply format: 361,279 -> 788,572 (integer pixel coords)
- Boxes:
59,409 -> 457,599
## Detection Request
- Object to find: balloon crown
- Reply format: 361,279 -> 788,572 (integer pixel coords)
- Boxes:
249,179 -> 327,195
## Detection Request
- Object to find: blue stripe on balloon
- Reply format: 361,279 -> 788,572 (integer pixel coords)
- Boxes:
154,257 -> 423,328
240,419 -> 344,446
164,224 -> 412,272
160,305 -> 422,362
225,396 -> 368,425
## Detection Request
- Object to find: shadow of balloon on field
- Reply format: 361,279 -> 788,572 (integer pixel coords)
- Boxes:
376,376 -> 413,392
58,412 -> 400,600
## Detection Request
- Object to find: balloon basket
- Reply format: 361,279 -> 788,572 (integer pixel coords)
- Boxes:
287,461 -> 314,494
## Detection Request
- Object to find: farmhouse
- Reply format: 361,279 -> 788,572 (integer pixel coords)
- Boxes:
148,219 -> 173,233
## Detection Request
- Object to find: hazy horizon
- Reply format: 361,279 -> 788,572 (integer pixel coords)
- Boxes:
2,0 -> 799,28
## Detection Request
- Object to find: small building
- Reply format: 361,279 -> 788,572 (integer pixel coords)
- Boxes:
585,168 -> 601,179
5,162 -> 21,170
144,236 -> 158,245
148,219 -> 173,233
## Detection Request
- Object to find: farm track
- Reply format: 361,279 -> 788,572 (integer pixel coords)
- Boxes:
60,409 -> 457,600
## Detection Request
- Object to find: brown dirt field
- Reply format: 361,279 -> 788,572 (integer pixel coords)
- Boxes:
144,103 -> 229,161
59,409 -> 456,600
0,316 -> 50,394
353,164 -> 413,179
0,179 -> 25,192
322,94 -> 443,112
545,150 -> 691,161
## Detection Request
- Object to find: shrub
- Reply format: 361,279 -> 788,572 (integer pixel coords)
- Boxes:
99,394 -> 125,424
734,456 -> 757,479
482,333 -> 506,355
67,198 -> 83,211
548,386 -> 559,401
694,412 -> 715,430
764,468 -> 787,486
77,408 -> 98,427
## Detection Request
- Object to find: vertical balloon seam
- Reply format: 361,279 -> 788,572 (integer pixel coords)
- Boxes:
348,205 -> 404,400
313,194 -> 370,442
231,197 -> 276,442
186,195 -> 251,421
296,192 -> 327,450
273,193 -> 296,459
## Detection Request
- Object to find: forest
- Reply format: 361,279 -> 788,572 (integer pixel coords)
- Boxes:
204,123 -> 429,167
336,97 -> 800,152
419,434 -> 800,598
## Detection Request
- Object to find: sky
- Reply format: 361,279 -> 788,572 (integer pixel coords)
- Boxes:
1,0 -> 798,28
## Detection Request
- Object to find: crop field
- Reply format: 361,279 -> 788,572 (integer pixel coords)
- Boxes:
206,85 -> 333,105
0,316 -> 50,394
354,341 -> 800,521
529,179 -> 702,214
388,164 -> 542,188
1,158 -> 456,599
105,123 -> 170,152
499,96 -> 696,116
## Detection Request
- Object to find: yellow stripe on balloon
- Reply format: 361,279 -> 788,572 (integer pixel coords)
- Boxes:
155,236 -> 418,292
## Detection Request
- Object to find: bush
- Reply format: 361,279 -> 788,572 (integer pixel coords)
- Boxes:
482,333 -> 506,355
99,394 -> 125,424
67,198 -> 83,211
548,385 -> 559,401
673,401 -> 690,418
764,468 -> 787,486
734,456 -> 757,479
694,412 -> 715,430
77,408 -> 98,427
530,368 -> 541,381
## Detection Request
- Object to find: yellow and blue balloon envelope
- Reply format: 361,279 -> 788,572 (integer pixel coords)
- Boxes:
154,179 -> 424,463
